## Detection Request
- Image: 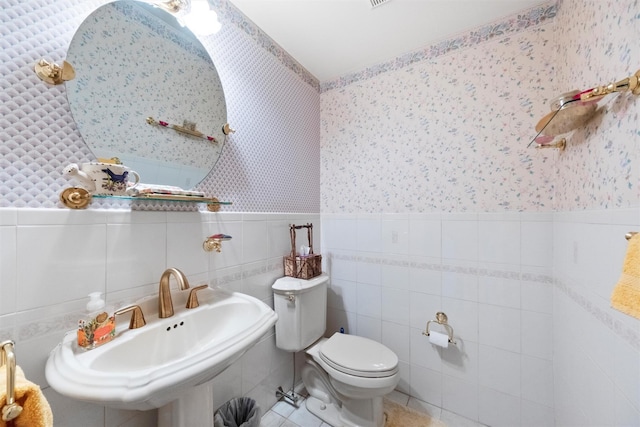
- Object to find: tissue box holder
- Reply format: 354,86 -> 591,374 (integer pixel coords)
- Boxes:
284,223 -> 322,279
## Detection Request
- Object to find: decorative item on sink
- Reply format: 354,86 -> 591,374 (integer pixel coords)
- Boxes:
284,223 -> 322,279
77,292 -> 115,350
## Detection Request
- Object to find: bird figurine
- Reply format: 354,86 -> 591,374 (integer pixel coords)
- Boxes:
63,163 -> 96,192
102,168 -> 129,183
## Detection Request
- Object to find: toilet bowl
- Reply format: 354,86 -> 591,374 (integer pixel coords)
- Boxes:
272,274 -> 400,427
303,334 -> 399,427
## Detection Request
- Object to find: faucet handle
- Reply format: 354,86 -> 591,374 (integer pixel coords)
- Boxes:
114,305 -> 146,329
186,285 -> 208,309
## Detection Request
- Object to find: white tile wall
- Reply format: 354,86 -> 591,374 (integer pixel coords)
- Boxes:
478,276 -> 520,309
521,221 -> 554,267
323,209 -> 640,426
357,261 -> 381,286
356,314 -> 382,341
478,220 -> 521,266
479,346 -> 521,396
17,223 -> 107,310
479,387 -> 521,427
382,321 -> 411,362
479,305 -> 521,353
521,311 -> 553,360
441,340 -> 478,383
520,280 -> 553,314
411,364 -> 443,405
442,219 -> 479,262
356,217 -> 382,253
106,222 -> 167,292
381,263 -> 410,290
0,225 -> 17,316
382,217 -> 410,255
408,216 -> 442,258
381,287 -> 410,325
410,327 -> 442,371
321,211 -> 556,426
12,207 -> 633,426
442,375 -> 479,421
409,267 -> 442,295
521,399 -> 555,427
442,271 -> 478,302
521,355 -> 554,408
553,208 -> 640,427
356,283 -> 382,318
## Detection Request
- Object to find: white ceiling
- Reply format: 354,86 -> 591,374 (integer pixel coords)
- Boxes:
228,0 -> 548,82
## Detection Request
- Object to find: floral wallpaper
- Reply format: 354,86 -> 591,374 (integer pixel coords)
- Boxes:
320,3 -> 559,213
320,3 -> 557,93
320,0 -> 640,214
552,0 -> 640,211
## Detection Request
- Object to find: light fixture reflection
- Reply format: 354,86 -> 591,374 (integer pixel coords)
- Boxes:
157,0 -> 189,14
156,0 -> 221,35
182,0 -> 222,35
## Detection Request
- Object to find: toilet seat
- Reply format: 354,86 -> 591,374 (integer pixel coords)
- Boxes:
304,334 -> 401,427
319,333 -> 398,378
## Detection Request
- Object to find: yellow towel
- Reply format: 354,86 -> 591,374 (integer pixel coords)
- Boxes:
611,232 -> 640,318
0,365 -> 53,427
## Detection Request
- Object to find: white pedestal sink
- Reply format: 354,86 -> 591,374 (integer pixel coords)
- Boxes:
45,288 -> 277,425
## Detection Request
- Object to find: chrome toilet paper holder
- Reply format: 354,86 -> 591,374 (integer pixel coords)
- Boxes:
422,312 -> 457,345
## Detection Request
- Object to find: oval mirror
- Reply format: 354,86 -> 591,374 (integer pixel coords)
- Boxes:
65,0 -> 227,189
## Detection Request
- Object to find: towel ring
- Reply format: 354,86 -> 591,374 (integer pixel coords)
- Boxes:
422,312 -> 457,345
0,340 -> 23,421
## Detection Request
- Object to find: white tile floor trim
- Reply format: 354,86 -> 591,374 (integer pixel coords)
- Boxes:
261,389 -> 487,427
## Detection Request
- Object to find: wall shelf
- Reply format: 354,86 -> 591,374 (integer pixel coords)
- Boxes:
530,69 -> 640,150
60,187 -> 231,211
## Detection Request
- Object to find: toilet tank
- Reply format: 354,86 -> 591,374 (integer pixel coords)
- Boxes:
272,274 -> 328,352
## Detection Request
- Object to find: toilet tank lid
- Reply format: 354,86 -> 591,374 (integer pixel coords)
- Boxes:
272,273 -> 329,294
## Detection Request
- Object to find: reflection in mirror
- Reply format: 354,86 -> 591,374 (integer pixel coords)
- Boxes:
65,0 -> 227,189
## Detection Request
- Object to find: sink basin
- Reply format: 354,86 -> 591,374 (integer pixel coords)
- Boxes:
45,288 -> 278,411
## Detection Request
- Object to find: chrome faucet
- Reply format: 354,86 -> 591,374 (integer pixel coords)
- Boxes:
158,268 -> 190,318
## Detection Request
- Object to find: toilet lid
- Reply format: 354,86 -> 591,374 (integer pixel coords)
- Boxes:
319,333 -> 398,378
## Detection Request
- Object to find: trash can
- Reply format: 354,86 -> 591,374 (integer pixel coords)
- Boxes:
214,397 -> 261,427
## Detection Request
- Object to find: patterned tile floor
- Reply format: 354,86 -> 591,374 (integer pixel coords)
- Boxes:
261,389 -> 485,427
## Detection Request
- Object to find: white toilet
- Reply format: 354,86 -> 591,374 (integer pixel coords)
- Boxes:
272,274 -> 399,427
